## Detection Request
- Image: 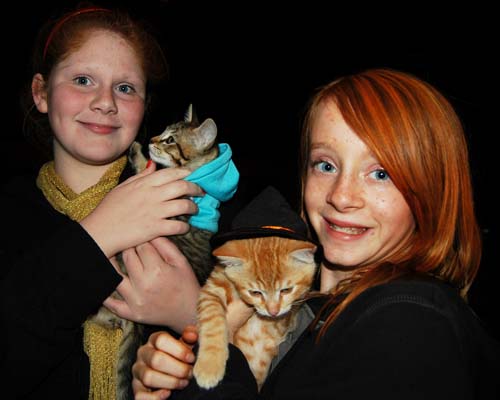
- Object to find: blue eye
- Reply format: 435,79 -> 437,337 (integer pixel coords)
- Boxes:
74,76 -> 91,86
313,161 -> 336,174
370,169 -> 390,181
117,84 -> 134,94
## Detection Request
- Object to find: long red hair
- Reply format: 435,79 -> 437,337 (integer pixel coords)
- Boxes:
300,69 -> 482,335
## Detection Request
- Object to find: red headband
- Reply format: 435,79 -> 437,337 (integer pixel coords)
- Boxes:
43,6 -> 111,60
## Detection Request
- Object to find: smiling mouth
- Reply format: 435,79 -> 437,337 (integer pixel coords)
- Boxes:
328,223 -> 367,235
81,122 -> 117,134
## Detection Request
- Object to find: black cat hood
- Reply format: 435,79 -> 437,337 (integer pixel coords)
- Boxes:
210,186 -> 316,249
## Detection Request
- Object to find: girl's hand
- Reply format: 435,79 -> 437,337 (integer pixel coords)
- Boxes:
104,237 -> 200,332
132,326 -> 198,399
80,162 -> 204,258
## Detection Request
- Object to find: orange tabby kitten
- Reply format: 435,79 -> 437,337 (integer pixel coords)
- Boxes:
194,236 -> 317,390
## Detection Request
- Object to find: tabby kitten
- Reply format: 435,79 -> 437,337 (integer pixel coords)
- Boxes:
194,236 -> 317,390
128,104 -> 219,284
90,104 -> 220,399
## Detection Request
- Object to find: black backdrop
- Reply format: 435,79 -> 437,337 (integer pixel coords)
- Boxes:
5,1 -> 498,338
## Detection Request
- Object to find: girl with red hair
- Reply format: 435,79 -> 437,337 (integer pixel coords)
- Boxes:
133,69 -> 498,399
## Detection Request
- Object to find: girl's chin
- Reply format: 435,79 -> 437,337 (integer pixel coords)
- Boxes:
78,158 -> 117,166
77,151 -> 124,166
322,249 -> 367,269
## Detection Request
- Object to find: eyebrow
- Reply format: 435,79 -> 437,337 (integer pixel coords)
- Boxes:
309,140 -> 379,161
308,141 -> 337,159
309,141 -> 333,150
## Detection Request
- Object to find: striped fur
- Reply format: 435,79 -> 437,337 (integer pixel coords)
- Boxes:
129,104 -> 218,174
90,106 -> 220,399
194,237 -> 317,390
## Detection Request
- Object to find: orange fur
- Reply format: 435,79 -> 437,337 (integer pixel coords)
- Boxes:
194,237 -> 316,390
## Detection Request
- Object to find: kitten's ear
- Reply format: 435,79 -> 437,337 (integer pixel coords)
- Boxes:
290,246 -> 317,265
184,104 -> 193,122
193,118 -> 217,150
212,240 -> 240,257
215,255 -> 244,268
184,103 -> 199,125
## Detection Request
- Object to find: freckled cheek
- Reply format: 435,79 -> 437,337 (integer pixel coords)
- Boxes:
373,195 -> 389,212
304,180 -> 325,232
374,194 -> 414,235
122,102 -> 145,130
304,180 -> 319,212
48,88 -> 83,118
374,196 -> 398,220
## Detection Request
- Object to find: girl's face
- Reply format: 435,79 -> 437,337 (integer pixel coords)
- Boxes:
304,101 -> 415,271
34,30 -> 146,167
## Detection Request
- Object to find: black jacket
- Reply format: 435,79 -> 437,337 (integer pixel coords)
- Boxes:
175,278 -> 500,399
0,173 -> 122,398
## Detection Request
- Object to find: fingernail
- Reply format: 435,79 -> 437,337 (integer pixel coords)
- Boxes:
160,390 -> 171,400
186,352 -> 195,363
146,159 -> 153,168
179,379 -> 189,389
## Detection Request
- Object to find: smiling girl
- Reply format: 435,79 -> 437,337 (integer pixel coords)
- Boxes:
132,69 -> 499,400
1,6 -> 204,398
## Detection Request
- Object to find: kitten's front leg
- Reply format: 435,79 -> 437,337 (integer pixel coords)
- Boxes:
128,141 -> 148,173
89,301 -> 124,329
193,267 -> 233,389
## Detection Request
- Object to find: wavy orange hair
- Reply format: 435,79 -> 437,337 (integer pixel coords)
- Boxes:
300,69 -> 482,335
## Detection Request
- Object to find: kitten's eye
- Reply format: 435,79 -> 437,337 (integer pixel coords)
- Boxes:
280,287 -> 293,295
163,136 -> 175,144
249,290 -> 263,297
369,169 -> 391,181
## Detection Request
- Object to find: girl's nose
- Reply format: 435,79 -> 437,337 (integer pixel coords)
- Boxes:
326,173 -> 364,211
90,87 -> 117,114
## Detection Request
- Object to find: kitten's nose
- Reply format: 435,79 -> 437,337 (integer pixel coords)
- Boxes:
267,303 -> 280,316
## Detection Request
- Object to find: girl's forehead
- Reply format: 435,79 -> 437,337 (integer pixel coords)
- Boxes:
59,31 -> 138,66
310,102 -> 380,161
315,99 -> 340,120
61,29 -> 133,59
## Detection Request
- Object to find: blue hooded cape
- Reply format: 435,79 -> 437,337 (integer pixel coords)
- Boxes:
184,143 -> 239,232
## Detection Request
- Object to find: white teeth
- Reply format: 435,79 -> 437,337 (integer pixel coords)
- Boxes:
330,224 -> 366,235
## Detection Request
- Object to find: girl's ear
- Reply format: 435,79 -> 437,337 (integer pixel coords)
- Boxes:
32,73 -> 48,113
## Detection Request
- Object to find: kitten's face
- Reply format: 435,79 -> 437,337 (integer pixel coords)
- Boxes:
149,117 -> 218,171
214,237 -> 317,318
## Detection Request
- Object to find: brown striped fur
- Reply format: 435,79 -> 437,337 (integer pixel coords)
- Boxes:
129,104 -> 218,173
90,105 -> 219,399
194,237 -> 317,390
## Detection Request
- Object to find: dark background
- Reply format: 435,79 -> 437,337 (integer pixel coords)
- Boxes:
5,1 -> 497,338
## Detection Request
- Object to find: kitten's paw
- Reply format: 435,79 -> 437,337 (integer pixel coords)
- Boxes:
128,141 -> 147,173
128,141 -> 142,158
193,349 -> 228,389
89,307 -> 123,329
